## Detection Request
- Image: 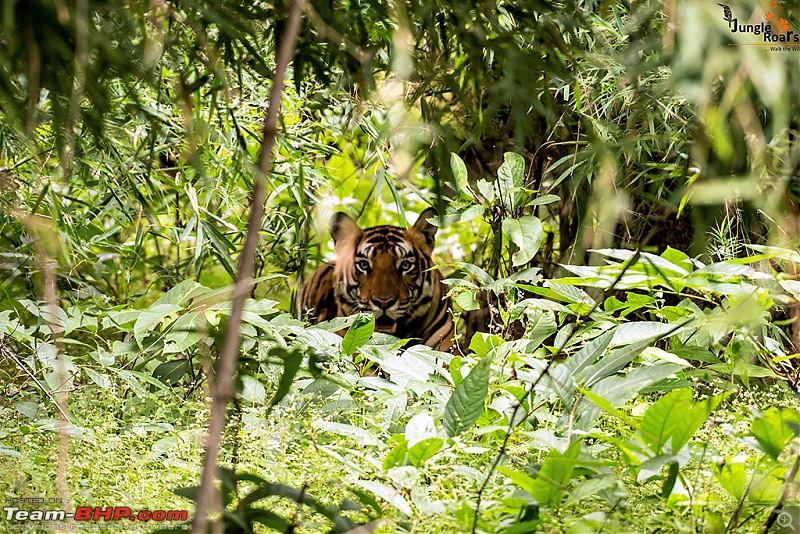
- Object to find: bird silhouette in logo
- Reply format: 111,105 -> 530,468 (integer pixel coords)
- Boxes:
718,3 -> 733,22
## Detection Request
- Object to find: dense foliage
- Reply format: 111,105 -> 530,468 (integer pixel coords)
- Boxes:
1,0 -> 798,532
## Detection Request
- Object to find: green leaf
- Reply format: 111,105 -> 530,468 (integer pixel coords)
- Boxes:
84,367 -> 111,390
152,280 -> 207,306
639,389 -> 722,454
715,462 -> 747,501
313,421 -> 377,446
14,401 -> 39,419
468,333 -> 504,358
163,312 -> 199,354
151,436 -> 179,458
661,247 -> 692,272
407,437 -> 444,467
453,289 -> 480,311
496,466 -> 537,494
383,441 -> 408,471
133,304 -> 182,348
529,440 -> 580,508
565,330 -> 614,379
355,480 -> 412,516
583,339 -> 651,387
269,348 -> 304,406
459,204 -> 484,222
450,153 -> 472,199
662,460 -> 679,498
750,407 -> 800,461
240,375 -> 266,404
341,313 -> 375,356
444,353 -> 493,437
496,152 -> 525,211
526,194 -> 560,207
153,360 -> 190,386
502,215 -> 544,266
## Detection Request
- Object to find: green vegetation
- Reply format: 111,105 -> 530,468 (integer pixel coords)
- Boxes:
1,0 -> 798,532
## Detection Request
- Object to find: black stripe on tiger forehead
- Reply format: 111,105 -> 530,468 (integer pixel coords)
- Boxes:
360,226 -> 407,250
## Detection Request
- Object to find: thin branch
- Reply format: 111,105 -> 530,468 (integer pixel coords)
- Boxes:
0,338 -> 71,422
191,2 -> 304,532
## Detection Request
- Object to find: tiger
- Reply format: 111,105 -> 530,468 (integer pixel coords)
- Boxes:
299,208 -> 455,352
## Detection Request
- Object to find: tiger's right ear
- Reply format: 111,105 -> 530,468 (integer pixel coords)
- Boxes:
329,212 -> 361,245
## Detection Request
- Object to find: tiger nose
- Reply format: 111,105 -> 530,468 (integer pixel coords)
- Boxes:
371,296 -> 397,309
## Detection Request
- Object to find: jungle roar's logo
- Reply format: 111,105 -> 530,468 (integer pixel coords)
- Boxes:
717,1 -> 799,43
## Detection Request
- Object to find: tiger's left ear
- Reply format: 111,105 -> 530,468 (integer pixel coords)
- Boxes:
412,208 -> 438,248
330,212 -> 361,246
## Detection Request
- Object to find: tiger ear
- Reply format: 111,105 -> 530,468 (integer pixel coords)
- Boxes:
329,212 -> 361,245
412,208 -> 438,248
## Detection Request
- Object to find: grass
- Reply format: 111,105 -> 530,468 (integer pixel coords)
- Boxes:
0,371 -> 797,533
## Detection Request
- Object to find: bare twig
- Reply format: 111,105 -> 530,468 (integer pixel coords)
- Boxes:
191,2 -> 303,533
0,339 -> 71,422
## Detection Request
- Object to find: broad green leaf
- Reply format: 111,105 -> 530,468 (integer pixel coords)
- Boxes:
661,247 -> 692,271
476,179 -> 495,203
662,460 -> 679,498
163,312 -> 199,354
102,310 -> 141,330
565,477 -> 617,507
459,204 -> 484,222
383,441 -> 408,471
453,289 -> 480,311
453,262 -> 495,285
122,369 -> 175,395
611,322 -> 681,346
450,153 -> 472,199
240,375 -> 266,404
565,329 -> 614,379
524,309 -> 557,350
575,363 -> 683,431
152,280 -> 207,306
14,401 -> 39,419
469,332 -> 504,358
750,407 -> 800,461
444,353 -> 492,437
496,466 -> 537,493
84,367 -> 111,390
715,461 -> 747,501
341,313 -> 375,356
580,389 -> 638,427
496,152 -> 525,211
641,347 -> 692,367
405,413 -> 436,446
639,388 -> 722,454
502,215 -> 543,266
153,360 -> 190,386
133,304 -> 182,348
151,436 -> 179,458
529,440 -> 580,508
407,437 -> 444,467
583,339 -> 651,387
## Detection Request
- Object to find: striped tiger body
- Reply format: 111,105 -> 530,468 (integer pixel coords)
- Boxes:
300,208 -> 454,352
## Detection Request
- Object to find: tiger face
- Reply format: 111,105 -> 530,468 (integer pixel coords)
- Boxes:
300,208 -> 454,350
330,209 -> 440,336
